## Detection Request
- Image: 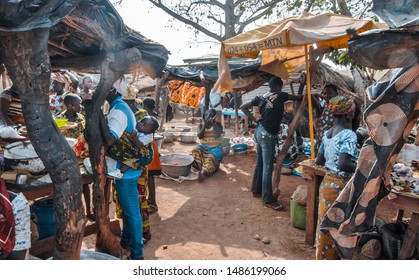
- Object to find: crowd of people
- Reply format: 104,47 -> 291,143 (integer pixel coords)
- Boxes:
0,65 -> 378,261
238,76 -> 366,260
0,67 -> 163,260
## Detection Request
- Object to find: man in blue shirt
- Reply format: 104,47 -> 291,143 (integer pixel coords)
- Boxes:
99,78 -> 144,260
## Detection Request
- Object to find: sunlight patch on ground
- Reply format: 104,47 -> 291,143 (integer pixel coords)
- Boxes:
236,169 -> 251,176
219,164 -> 232,174
158,187 -> 190,221
153,242 -> 287,260
221,162 -> 251,176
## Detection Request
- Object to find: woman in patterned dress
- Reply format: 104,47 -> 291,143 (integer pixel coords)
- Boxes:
315,96 -> 359,260
57,94 -> 93,220
192,108 -> 224,182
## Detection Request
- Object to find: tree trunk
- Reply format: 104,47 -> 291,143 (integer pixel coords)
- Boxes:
84,48 -> 142,257
0,29 -> 85,260
224,0 -> 237,39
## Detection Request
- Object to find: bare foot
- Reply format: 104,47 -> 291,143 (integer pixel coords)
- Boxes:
198,171 -> 205,182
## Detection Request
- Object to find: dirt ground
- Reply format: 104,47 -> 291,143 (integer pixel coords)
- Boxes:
83,110 -> 399,260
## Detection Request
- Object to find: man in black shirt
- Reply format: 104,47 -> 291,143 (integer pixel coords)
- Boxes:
241,76 -> 303,211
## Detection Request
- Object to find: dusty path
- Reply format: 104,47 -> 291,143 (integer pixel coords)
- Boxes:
83,110 -> 399,260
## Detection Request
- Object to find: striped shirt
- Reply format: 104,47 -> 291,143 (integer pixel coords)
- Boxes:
0,87 -> 23,124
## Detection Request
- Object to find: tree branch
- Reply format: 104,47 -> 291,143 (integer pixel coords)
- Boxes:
237,1 -> 282,33
148,0 -> 224,41
207,14 -> 224,25
304,0 -> 316,12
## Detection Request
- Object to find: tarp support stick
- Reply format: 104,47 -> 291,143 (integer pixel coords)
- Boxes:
305,44 -> 316,159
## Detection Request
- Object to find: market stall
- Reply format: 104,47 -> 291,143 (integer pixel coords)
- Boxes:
0,0 -> 169,259
160,60 -> 268,136
212,12 -> 386,199
319,0 -> 419,260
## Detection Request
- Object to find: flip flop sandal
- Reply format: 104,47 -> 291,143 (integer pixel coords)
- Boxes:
86,213 -> 95,221
264,202 -> 287,211
252,192 -> 261,198
143,234 -> 151,244
148,205 -> 158,214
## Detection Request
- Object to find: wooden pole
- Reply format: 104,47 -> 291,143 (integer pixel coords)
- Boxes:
234,92 -> 239,137
272,95 -> 308,198
305,44 -> 316,160
272,47 -> 324,197
155,72 -> 169,132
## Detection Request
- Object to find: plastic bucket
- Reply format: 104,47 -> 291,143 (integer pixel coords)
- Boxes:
32,196 -> 55,239
290,198 -> 306,230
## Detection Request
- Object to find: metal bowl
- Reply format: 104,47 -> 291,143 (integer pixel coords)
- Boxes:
160,153 -> 194,178
232,143 -> 248,153
162,132 -> 179,143
164,127 -> 183,133
175,125 -> 192,132
154,134 -> 165,150
221,137 -> 231,155
179,132 -> 197,143
222,145 -> 231,156
4,138 -> 77,175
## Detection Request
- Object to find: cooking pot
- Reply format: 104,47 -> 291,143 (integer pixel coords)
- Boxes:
175,125 -> 192,132
179,132 -> 197,143
162,132 -> 179,143
4,138 -> 77,175
160,153 -> 194,178
154,134 -> 165,150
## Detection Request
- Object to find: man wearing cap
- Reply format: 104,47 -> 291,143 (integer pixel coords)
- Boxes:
99,78 -> 144,260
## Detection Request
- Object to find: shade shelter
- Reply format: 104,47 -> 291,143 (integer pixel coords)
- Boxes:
0,0 -> 169,259
214,12 -> 385,158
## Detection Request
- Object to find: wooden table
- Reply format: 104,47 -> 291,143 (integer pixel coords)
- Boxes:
299,159 -> 326,246
221,109 -> 248,134
385,192 -> 419,260
300,159 -> 419,259
4,164 -> 121,257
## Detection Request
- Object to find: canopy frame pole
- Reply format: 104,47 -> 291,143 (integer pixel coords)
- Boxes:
305,44 -> 316,159
272,47 -> 323,197
234,91 -> 239,137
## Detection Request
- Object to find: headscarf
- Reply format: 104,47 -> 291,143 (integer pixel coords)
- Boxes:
52,72 -> 66,84
328,96 -> 355,116
123,85 -> 138,100
113,78 -> 128,97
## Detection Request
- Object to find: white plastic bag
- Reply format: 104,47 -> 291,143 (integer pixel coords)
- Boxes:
11,193 -> 31,251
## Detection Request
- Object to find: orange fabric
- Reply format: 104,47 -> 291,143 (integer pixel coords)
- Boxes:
148,140 -> 161,171
169,80 -> 205,107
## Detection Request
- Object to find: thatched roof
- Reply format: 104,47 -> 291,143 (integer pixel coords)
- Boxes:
0,0 -> 169,78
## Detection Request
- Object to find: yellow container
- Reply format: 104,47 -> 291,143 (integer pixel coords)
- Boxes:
54,118 -> 68,128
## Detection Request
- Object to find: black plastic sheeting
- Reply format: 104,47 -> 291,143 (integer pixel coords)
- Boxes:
347,0 -> 419,70
372,0 -> 419,28
165,60 -> 263,83
0,0 -> 79,32
348,29 -> 419,69
0,0 -> 169,77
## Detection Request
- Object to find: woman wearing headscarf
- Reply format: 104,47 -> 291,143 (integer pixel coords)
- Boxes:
192,108 -> 224,182
49,72 -> 69,116
315,96 -> 359,260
